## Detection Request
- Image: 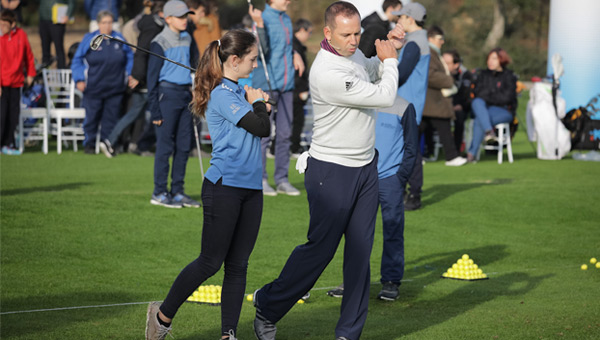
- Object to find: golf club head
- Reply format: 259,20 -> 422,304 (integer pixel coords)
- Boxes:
90,34 -> 107,51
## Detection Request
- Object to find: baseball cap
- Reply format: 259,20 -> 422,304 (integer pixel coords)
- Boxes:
163,0 -> 194,18
392,2 -> 426,22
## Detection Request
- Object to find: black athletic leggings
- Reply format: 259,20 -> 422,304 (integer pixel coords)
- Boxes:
160,178 -> 263,335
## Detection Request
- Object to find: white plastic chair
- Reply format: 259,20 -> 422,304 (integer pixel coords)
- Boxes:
18,104 -> 48,154
43,69 -> 86,154
479,122 -> 514,164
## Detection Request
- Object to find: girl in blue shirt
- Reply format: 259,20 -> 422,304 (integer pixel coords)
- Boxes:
145,29 -> 271,340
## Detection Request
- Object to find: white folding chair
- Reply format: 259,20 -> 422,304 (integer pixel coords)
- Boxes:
43,69 -> 86,154
479,122 -> 514,164
18,103 -> 48,154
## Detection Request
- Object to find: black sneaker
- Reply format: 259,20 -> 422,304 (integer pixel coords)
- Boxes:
99,139 -> 115,158
405,194 -> 421,211
377,282 -> 399,301
253,312 -> 277,340
172,193 -> 201,208
326,285 -> 344,298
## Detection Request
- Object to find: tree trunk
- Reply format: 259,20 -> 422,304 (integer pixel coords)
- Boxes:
483,0 -> 505,51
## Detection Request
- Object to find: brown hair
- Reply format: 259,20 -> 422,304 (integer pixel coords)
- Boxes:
488,47 -> 511,68
0,9 -> 17,24
324,1 -> 360,29
191,29 -> 257,117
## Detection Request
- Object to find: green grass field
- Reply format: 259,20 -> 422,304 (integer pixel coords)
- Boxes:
2,101 -> 600,339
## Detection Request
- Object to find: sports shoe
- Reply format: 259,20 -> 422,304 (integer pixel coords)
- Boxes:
151,193 -> 183,208
99,139 -> 115,158
145,301 -> 172,340
466,153 -> 477,163
377,281 -> 399,301
263,179 -> 277,196
404,194 -> 421,211
172,193 -> 201,208
254,312 -> 277,340
326,284 -> 344,298
484,131 -> 497,144
276,182 -> 300,196
445,156 -> 467,167
1,146 -> 22,155
301,292 -> 311,300
336,337 -> 350,340
222,329 -> 237,340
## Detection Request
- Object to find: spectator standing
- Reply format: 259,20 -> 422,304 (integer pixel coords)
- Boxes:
39,0 -> 75,69
147,0 -> 199,208
85,0 -> 122,32
443,49 -> 473,153
71,11 -> 133,154
359,0 -> 402,58
252,3 -> 402,340
145,29 -> 270,340
0,9 -> 35,155
422,26 -> 466,166
467,47 -> 517,162
99,0 -> 165,158
289,18 -> 312,156
393,2 -> 430,211
248,0 -> 304,197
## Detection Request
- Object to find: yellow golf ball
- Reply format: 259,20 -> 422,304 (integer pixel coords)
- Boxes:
581,264 -> 588,270
462,254 -> 469,261
297,299 -> 304,304
590,258 -> 597,264
596,262 -> 600,269
246,294 -> 253,301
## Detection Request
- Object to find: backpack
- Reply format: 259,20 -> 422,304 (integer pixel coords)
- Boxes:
562,102 -> 600,150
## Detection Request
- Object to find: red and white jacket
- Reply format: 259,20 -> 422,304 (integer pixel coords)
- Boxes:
0,26 -> 36,88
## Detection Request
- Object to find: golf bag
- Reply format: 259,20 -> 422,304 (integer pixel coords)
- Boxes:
526,81 -> 571,160
562,95 -> 600,150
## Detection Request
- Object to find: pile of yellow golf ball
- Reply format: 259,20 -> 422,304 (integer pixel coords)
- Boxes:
442,254 -> 488,280
187,285 -> 222,305
580,257 -> 599,271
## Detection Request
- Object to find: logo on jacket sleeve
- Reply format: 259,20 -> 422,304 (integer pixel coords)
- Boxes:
345,81 -> 353,91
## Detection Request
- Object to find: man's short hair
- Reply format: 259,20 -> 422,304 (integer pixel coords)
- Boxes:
294,18 -> 312,34
427,25 -> 444,38
0,9 -> 16,25
444,50 -> 462,64
324,1 -> 360,29
382,0 -> 402,12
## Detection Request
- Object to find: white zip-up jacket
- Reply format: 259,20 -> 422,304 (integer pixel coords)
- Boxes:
308,48 -> 399,167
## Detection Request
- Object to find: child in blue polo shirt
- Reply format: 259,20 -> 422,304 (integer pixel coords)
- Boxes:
145,29 -> 270,340
147,0 -> 199,208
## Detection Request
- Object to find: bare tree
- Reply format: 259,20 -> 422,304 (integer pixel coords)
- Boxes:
483,0 -> 505,51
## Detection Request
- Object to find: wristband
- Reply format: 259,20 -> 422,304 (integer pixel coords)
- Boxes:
252,98 -> 265,104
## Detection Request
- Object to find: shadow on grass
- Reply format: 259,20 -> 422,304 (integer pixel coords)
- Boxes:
0,290 -> 138,338
421,178 -> 513,208
0,182 -> 91,196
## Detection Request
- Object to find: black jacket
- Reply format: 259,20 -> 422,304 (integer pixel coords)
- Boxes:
131,14 -> 164,89
473,68 -> 518,113
451,66 -> 474,113
293,36 -> 309,93
358,12 -> 390,58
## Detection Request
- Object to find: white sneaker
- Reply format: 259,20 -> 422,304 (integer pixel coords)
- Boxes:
276,182 -> 300,196
445,156 -> 467,167
145,302 -> 172,340
263,180 -> 277,196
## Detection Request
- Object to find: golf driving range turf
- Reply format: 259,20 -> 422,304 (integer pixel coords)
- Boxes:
2,97 -> 599,339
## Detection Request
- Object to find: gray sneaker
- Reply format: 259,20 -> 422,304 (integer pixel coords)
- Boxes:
377,282 -> 399,301
263,180 -> 277,196
222,329 -> 237,340
145,302 -> 172,340
151,193 -> 183,208
276,182 -> 300,196
327,284 -> 344,298
254,312 -> 277,340
172,193 -> 201,208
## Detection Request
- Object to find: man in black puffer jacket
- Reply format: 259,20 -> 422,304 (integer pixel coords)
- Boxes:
358,0 -> 403,58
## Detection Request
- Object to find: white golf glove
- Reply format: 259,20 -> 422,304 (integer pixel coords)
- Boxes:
295,151 -> 310,174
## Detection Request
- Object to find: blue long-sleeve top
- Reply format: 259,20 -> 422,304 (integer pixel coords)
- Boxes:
146,26 -> 193,121
71,30 -> 133,97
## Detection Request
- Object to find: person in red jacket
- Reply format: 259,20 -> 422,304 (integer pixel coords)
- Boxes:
0,9 -> 35,155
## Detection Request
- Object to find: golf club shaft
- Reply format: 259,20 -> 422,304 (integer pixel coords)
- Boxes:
96,34 -> 196,72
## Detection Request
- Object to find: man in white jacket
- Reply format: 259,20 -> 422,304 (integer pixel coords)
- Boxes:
253,2 -> 405,340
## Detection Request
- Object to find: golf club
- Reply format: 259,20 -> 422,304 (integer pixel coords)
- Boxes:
89,33 -> 276,106
192,117 -> 205,180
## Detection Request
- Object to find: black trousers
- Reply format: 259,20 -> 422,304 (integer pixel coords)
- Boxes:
160,179 -> 262,335
290,91 -> 306,153
423,117 -> 459,161
407,151 -> 423,197
39,20 -> 66,69
453,109 -> 468,152
1,87 -> 21,148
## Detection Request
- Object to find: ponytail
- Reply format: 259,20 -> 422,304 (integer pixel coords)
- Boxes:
190,29 -> 257,117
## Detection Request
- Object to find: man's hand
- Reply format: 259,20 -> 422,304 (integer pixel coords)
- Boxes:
248,5 -> 263,28
152,120 -> 163,126
128,76 -> 139,89
76,81 -> 86,92
375,39 -> 398,62
26,76 -> 34,86
293,52 -> 305,77
387,24 -> 406,50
